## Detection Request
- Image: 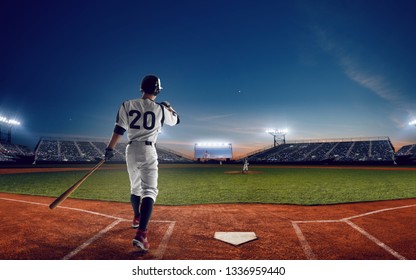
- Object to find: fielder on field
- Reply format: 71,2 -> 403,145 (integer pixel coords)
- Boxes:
105,74 -> 180,251
242,158 -> 249,174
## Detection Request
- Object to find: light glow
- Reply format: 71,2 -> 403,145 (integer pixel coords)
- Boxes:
0,115 -> 21,126
409,120 -> 416,126
195,142 -> 231,147
266,128 -> 288,134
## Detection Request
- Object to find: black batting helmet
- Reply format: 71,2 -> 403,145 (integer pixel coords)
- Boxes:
140,74 -> 163,95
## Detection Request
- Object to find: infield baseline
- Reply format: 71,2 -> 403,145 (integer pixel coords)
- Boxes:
2,196 -> 414,260
292,204 -> 416,260
0,197 -> 175,260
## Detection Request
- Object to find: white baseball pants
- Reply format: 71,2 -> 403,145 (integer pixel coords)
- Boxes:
126,141 -> 159,202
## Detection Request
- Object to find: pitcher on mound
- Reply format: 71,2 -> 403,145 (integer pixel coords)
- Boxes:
242,158 -> 249,174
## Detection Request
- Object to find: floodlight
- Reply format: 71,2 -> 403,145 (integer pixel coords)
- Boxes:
9,119 -> 21,126
266,128 -> 288,134
0,114 -> 21,143
0,115 -> 21,126
195,142 -> 231,147
266,128 -> 288,146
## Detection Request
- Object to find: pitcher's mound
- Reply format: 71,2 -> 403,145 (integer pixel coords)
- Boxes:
224,171 -> 263,174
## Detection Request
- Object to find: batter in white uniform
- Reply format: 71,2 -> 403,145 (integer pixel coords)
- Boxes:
105,74 -> 179,251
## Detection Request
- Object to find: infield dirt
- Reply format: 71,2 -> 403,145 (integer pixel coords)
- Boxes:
0,192 -> 415,260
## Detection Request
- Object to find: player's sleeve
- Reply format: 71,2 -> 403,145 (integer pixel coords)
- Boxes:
161,105 -> 180,126
114,102 -> 129,135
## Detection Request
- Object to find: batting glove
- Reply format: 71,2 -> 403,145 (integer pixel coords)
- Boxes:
105,148 -> 114,161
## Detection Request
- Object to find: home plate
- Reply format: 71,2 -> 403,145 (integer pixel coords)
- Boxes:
214,232 -> 258,246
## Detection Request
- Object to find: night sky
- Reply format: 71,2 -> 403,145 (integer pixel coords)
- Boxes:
1,0 -> 416,158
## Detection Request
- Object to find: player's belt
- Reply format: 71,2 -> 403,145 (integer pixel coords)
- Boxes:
128,140 -> 153,146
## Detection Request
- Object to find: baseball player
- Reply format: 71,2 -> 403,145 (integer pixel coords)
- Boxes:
105,74 -> 180,251
242,158 -> 249,174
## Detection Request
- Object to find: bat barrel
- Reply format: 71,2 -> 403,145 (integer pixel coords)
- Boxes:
49,159 -> 105,209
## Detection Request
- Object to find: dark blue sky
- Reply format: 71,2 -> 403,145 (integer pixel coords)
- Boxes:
1,0 -> 416,157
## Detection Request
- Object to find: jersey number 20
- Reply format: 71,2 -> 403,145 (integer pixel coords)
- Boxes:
129,110 -> 156,130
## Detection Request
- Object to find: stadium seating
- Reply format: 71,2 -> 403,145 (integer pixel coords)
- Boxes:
394,144 -> 416,164
0,141 -> 34,163
33,138 -> 192,163
1,136 -> 414,165
248,138 -> 396,164
396,144 -> 416,156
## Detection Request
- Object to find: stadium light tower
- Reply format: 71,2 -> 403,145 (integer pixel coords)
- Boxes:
0,115 -> 21,143
266,129 -> 287,147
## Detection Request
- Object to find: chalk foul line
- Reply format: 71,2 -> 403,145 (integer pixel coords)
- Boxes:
0,196 -> 175,260
292,204 -> 416,260
63,219 -> 123,260
343,219 -> 406,260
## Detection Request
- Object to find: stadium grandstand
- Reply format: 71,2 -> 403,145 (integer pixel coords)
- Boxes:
33,137 -> 193,164
0,141 -> 34,163
394,144 -> 416,164
1,135 -> 416,165
245,136 -> 397,165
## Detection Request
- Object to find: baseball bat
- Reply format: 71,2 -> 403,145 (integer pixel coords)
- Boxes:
161,101 -> 177,114
49,159 -> 105,210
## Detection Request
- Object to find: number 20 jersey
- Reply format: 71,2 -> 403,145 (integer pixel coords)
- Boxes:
115,98 -> 179,143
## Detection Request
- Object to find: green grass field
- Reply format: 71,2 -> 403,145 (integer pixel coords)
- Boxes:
1,164 -> 415,205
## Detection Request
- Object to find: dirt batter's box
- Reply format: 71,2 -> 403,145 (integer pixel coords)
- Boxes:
62,219 -> 176,260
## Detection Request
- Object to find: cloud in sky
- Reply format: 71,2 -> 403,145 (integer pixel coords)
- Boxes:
193,113 -> 235,122
312,25 -> 415,124
340,56 -> 402,104
315,27 -> 396,99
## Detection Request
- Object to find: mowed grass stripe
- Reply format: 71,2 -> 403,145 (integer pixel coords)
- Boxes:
0,165 -> 415,205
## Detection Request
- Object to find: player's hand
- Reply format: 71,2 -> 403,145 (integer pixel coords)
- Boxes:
161,101 -> 176,114
105,148 -> 114,161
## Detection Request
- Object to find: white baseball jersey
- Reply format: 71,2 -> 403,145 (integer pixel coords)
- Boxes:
115,97 -> 179,202
115,98 -> 179,143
